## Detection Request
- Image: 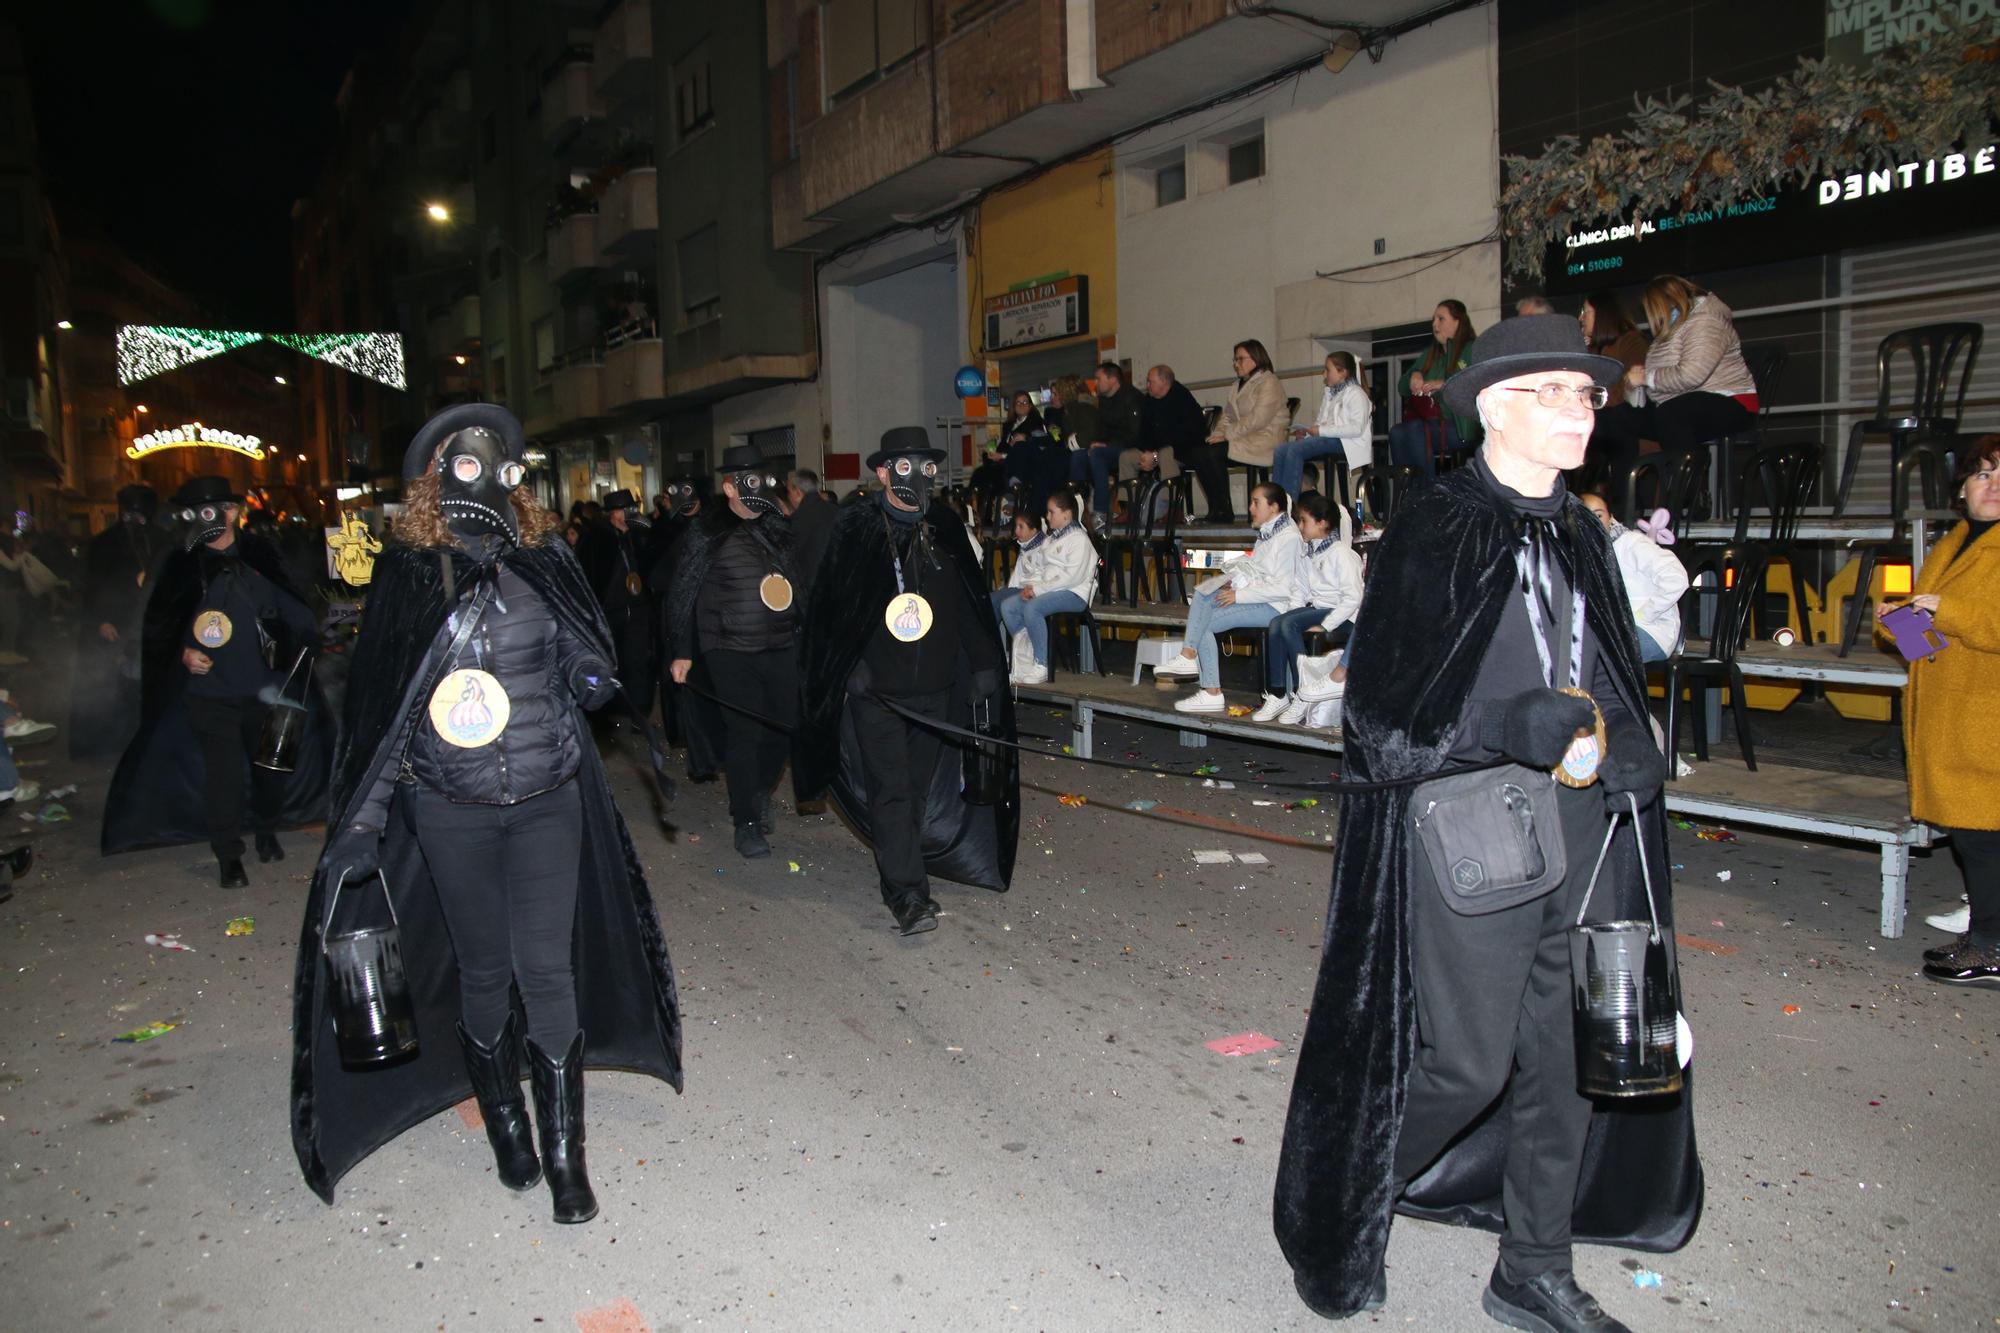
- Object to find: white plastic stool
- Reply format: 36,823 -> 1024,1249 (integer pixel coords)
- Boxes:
1132,637 -> 1186,686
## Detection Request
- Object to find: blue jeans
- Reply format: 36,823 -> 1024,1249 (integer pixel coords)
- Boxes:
1183,586 -> 1281,688
1068,446 -> 1117,517
1387,419 -> 1463,479
1640,635 -> 1670,664
1273,436 -> 1350,503
0,704 -> 15,793
1264,607 -> 1354,693
993,587 -> 1088,666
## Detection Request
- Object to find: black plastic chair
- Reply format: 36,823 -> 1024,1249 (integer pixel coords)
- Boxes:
1663,545 -> 1770,772
1832,439 -> 1960,656
1361,464 -> 1421,526
1729,441 -> 1823,641
1615,447 -> 1708,531
1704,344 -> 1788,517
1834,322 -> 1982,514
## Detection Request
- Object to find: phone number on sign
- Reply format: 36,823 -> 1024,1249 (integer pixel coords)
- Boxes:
1566,256 -> 1624,276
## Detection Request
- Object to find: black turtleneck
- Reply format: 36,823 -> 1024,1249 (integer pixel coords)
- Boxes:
1954,516 -> 1996,565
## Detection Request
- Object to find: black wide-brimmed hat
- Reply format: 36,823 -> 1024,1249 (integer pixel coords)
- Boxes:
720,443 -> 764,472
602,488 -> 640,511
117,484 -> 158,516
865,426 -> 944,470
172,475 -> 243,507
402,403 -> 526,480
1440,314 -> 1625,421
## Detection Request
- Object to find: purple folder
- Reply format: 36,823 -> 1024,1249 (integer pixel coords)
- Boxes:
1879,603 -> 1948,662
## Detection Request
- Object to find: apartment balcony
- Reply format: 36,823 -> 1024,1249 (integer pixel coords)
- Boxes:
604,335 -> 666,413
426,293 -> 481,354
597,167 -> 658,265
551,358 -> 607,423
540,53 -> 604,149
593,0 -> 654,111
546,212 -> 602,284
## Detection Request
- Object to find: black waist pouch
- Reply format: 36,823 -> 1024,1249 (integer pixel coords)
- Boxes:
1410,763 -> 1567,914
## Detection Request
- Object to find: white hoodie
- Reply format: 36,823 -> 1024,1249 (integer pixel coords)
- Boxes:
1292,532 -> 1364,631
1611,526 -> 1689,656
1014,520 -> 1098,604
1307,379 -> 1374,473
1227,512 -> 1303,610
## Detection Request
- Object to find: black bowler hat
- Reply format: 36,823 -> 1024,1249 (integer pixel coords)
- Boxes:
602,488 -> 640,511
720,443 -> 763,472
865,426 -> 944,470
172,475 -> 243,507
1440,314 -> 1624,421
117,484 -> 158,517
401,403 -> 526,480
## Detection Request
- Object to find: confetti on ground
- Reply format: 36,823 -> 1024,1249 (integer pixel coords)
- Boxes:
1715,870 -> 1732,881
1206,1032 -> 1282,1057
224,917 -> 255,936
1193,849 -> 1233,864
1201,779 -> 1236,789
574,1296 -> 653,1333
1057,793 -> 1087,808
1671,819 -> 1697,830
1782,1004 -> 1802,1015
144,933 -> 194,952
1252,799 -> 1274,807
1694,829 -> 1736,842
113,1021 -> 176,1044
1124,799 -> 1157,812
1225,705 -> 1252,717
455,1097 -> 484,1130
1632,1270 -> 1663,1289
1674,933 -> 1738,956
1194,763 -> 1220,776
1292,798 -> 1319,809
787,861 -> 802,873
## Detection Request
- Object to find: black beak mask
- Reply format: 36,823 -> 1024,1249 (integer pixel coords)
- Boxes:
434,427 -> 525,544
178,502 -> 233,552
729,471 -> 783,518
886,456 -> 936,512
664,482 -> 701,517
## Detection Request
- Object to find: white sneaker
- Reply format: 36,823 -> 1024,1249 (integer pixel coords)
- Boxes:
1277,695 -> 1310,725
1154,653 -> 1199,679
1010,662 -> 1050,686
0,781 -> 40,802
1173,691 -> 1226,714
1251,692 -> 1290,722
1926,904 -> 1971,934
1305,699 -> 1340,729
1297,675 -> 1347,704
2,717 -> 55,741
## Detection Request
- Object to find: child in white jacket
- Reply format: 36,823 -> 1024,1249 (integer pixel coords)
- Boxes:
1253,491 -> 1363,724
993,488 -> 1099,685
1272,351 -> 1373,506
1581,492 -> 1687,661
1157,481 -> 1301,713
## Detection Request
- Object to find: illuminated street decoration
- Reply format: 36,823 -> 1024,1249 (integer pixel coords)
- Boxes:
127,421 -> 268,461
117,325 -> 406,390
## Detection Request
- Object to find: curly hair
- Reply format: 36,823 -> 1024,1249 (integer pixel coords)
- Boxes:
392,474 -> 562,548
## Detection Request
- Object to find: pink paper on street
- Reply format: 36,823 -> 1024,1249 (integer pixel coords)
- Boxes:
1206,1032 -> 1281,1057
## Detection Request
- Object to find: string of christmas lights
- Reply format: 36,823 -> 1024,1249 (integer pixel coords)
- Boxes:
268,332 -> 407,391
116,325 -> 407,391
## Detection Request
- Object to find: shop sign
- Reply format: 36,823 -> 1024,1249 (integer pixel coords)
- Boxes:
983,276 -> 1090,352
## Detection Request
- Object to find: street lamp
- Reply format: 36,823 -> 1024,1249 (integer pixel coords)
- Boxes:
55,320 -> 72,331
134,404 -> 149,414
274,375 -> 287,385
425,202 -> 451,223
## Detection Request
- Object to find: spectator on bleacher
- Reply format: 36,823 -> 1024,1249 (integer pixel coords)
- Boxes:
1579,491 -> 1687,663
1156,482 -> 1301,714
1069,363 -> 1144,525
1148,364 -> 1234,524
1580,290 -> 1649,388
1206,340 -> 1290,481
1387,300 -> 1478,478
1254,491 -> 1361,726
992,489 -> 1098,687
1898,436 -> 2000,987
1048,373 -> 1096,501
1118,370 -> 1186,491
970,392 -> 1038,493
1588,275 -> 1757,499
1516,295 -> 1555,316
1272,353 -> 1373,508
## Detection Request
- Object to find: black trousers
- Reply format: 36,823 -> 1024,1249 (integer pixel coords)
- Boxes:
849,687 -> 949,908
1952,826 -> 2000,942
1394,782 -> 1609,1277
413,779 -> 583,1050
707,646 -> 798,824
185,694 -> 281,861
1175,440 -> 1235,520
612,611 -> 658,726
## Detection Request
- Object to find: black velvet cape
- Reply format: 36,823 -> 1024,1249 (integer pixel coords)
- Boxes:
795,498 -> 1019,893
70,521 -> 169,759
100,533 -> 332,854
289,538 -> 684,1204
1274,467 -> 1703,1314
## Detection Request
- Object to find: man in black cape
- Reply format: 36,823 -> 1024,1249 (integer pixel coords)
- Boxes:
1274,317 -> 1700,1330
647,476 -> 720,779
290,403 -> 682,1211
665,443 -> 801,858
796,427 -> 1017,935
101,477 -> 330,886
579,488 -> 659,727
70,485 -> 165,758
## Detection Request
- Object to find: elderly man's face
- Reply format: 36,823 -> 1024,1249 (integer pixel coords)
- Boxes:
1145,369 -> 1169,399
1482,371 -> 1598,473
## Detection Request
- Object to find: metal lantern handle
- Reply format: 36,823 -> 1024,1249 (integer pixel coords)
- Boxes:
1574,792 -> 1663,943
323,866 -> 398,941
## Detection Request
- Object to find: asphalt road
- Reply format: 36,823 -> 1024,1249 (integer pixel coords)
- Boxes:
2,689 -> 1994,1331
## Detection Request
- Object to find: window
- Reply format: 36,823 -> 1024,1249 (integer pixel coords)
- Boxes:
822,0 -> 922,103
1192,118 -> 1266,194
533,317 -> 557,380
1227,135 -> 1265,186
1157,161 -> 1187,206
672,43 -> 714,143
678,225 -> 721,326
1123,147 -> 1187,214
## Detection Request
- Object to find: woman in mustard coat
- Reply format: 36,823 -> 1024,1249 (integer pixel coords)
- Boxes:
1889,436 -> 2000,986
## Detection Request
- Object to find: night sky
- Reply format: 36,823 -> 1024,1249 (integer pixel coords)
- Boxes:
18,0 -> 413,328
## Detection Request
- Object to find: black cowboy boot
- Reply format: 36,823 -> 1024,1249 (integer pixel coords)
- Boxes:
255,832 -> 285,863
457,1015 -> 541,1191
527,1031 -> 598,1224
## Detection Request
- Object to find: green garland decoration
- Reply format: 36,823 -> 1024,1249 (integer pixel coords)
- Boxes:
1500,20 -> 2000,284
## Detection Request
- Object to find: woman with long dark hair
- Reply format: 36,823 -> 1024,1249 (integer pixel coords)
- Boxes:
1386,300 -> 1477,478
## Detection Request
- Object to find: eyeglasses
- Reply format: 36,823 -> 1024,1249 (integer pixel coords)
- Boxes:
1499,383 -> 1610,410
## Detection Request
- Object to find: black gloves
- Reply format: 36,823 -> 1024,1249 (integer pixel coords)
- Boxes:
1598,717 -> 1668,808
318,823 -> 384,884
1478,687 -> 1598,770
570,659 -> 618,710
970,667 -> 1002,703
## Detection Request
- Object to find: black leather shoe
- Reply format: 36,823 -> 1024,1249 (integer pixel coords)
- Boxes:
1924,933 -> 1968,964
458,1016 -> 541,1191
1293,1261 -> 1386,1319
890,897 -> 939,936
255,832 -> 284,863
1924,938 -> 2000,988
1482,1265 -> 1631,1333
218,858 -> 249,889
734,821 -> 771,859
527,1031 -> 598,1224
